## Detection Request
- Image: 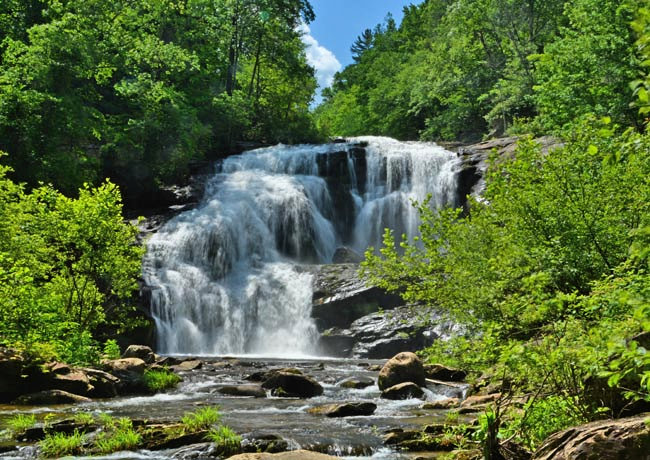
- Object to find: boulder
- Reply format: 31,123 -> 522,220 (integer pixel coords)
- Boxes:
337,376 -> 375,389
381,382 -> 425,400
13,389 -> 91,405
227,451 -> 338,460
261,372 -> 323,398
308,402 -> 377,417
122,345 -> 156,364
424,364 -> 467,382
245,368 -> 302,382
377,352 -> 425,391
218,384 -> 267,398
47,371 -> 93,396
102,358 -> 147,394
533,413 -> 650,460
45,362 -> 71,375
82,368 -> 120,398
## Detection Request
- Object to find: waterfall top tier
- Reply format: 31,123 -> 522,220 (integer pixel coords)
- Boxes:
143,137 -> 460,357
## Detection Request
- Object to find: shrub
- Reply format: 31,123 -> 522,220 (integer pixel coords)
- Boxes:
39,430 -> 85,457
102,339 -> 121,360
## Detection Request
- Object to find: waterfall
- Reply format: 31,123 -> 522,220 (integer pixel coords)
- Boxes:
142,137 -> 460,356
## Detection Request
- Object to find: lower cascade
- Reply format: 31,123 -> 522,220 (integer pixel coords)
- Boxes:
142,136 -> 461,356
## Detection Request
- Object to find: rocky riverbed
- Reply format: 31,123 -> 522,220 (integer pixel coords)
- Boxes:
0,351 -> 481,459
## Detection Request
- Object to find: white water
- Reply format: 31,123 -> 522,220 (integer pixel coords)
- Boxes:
142,137 -> 459,356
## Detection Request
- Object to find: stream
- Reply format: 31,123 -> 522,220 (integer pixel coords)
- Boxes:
0,357 -> 470,459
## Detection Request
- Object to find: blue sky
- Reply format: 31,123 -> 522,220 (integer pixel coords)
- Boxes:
301,0 -> 415,97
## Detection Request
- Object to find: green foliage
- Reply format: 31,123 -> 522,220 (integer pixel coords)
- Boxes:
0,0 -> 320,203
206,425 -> 242,456
316,0 -> 643,140
39,430 -> 85,458
102,339 -> 121,360
94,417 -> 142,454
0,162 -> 142,364
5,414 -> 36,434
632,1 -> 650,124
143,369 -> 182,392
181,407 -> 222,432
72,412 -> 95,426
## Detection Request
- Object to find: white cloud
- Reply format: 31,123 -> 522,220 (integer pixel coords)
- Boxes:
298,24 -> 341,90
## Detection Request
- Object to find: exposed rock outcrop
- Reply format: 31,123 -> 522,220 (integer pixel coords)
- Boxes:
227,451 -> 339,460
533,414 -> 650,460
378,352 -> 426,391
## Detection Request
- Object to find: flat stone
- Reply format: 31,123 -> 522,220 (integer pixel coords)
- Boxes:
461,393 -> 501,407
13,389 -> 91,405
337,376 -> 375,389
421,397 -> 460,409
424,364 -> 467,382
218,384 -> 267,398
381,382 -> 425,400
173,359 -> 203,371
308,402 -> 377,417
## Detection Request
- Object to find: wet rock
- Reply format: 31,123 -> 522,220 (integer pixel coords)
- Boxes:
218,384 -> 267,398
171,442 -> 223,459
19,419 -> 97,442
241,433 -> 289,453
317,333 -> 356,357
421,397 -> 460,409
156,356 -> 183,366
424,364 -> 467,382
308,402 -> 377,417
305,264 -> 404,331
337,376 -> 375,389
381,382 -> 425,400
122,344 -> 156,364
245,368 -> 303,383
532,413 -> 650,460
227,450 -> 339,459
348,307 -> 439,359
384,430 -> 420,445
332,247 -> 363,264
173,359 -> 203,371
13,389 -> 91,405
261,372 -> 323,398
378,352 -> 425,391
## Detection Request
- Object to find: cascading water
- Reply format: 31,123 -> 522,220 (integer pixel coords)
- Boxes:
142,137 -> 460,356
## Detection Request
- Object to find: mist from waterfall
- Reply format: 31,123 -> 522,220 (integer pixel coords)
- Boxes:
142,137 -> 460,356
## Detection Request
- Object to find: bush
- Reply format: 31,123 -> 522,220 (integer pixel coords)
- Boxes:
143,369 -> 182,392
39,430 -> 85,458
102,339 -> 121,360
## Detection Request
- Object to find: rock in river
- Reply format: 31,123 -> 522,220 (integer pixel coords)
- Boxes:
377,352 -> 426,391
308,402 -> 377,417
227,451 -> 339,459
218,384 -> 267,398
261,372 -> 323,398
381,382 -> 425,400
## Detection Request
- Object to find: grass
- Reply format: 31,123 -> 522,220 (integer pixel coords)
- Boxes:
207,425 -> 241,456
39,430 -> 85,457
143,369 -> 182,392
94,418 -> 142,454
6,414 -> 36,434
73,412 -> 95,426
181,407 -> 222,432
445,410 -> 460,425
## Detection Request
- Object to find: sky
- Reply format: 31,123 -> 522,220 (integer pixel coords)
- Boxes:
301,0 -> 415,99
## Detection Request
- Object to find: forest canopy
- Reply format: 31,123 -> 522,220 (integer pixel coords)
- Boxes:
0,0 -> 320,204
315,0 -> 643,141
